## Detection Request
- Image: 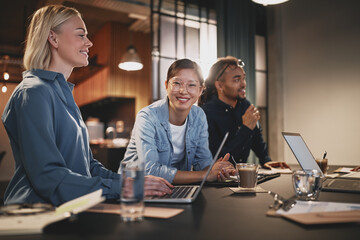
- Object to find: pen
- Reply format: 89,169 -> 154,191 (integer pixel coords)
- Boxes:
322,151 -> 327,159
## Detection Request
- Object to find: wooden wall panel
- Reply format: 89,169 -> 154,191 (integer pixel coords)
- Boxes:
74,67 -> 109,106
109,22 -> 152,114
73,22 -> 152,115
90,23 -> 111,65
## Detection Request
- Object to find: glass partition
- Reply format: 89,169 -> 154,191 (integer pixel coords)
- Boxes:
151,0 -> 217,100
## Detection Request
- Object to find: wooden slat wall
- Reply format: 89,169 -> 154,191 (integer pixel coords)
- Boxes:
74,67 -> 109,106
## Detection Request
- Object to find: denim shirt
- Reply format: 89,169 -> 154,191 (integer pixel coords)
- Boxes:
120,98 -> 213,183
2,69 -> 120,206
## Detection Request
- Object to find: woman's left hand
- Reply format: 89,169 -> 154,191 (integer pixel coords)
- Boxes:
207,153 -> 236,182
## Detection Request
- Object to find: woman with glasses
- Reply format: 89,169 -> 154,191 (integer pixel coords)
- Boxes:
119,59 -> 235,184
199,56 -> 290,169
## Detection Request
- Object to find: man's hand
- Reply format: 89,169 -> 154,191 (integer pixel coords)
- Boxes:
207,153 -> 236,182
242,104 -> 260,130
351,166 -> 360,172
144,175 -> 174,196
263,161 -> 290,170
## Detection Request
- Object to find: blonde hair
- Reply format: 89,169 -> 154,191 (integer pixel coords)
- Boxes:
23,5 -> 81,70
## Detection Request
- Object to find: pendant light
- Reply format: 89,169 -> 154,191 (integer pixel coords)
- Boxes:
118,32 -> 143,71
1,55 -> 9,93
251,0 -> 289,6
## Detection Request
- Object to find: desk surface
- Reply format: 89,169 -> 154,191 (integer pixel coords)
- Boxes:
1,169 -> 360,239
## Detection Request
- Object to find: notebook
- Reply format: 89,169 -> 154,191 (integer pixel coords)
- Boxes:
282,132 -> 360,193
145,132 -> 229,203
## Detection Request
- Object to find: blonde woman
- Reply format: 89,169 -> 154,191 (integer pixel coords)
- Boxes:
2,5 -> 172,206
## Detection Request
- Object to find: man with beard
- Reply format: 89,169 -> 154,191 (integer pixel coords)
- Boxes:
199,56 -> 289,169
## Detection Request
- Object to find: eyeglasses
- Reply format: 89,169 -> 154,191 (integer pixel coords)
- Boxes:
216,59 -> 245,81
169,78 -> 201,94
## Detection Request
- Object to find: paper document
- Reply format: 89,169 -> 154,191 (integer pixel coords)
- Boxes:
229,186 -> 268,193
276,200 -> 360,215
276,201 -> 360,225
259,168 -> 292,174
341,171 -> 360,179
333,167 -> 353,173
0,189 -> 104,236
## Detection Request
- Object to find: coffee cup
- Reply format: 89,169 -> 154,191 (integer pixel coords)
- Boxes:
236,163 -> 259,189
315,158 -> 328,174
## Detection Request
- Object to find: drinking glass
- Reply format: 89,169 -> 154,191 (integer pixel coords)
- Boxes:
292,169 -> 322,200
120,161 -> 144,222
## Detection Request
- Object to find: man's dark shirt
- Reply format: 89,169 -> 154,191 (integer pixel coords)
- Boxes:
201,96 -> 271,166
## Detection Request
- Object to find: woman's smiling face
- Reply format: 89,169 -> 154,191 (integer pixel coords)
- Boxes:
51,15 -> 93,69
165,68 -> 203,114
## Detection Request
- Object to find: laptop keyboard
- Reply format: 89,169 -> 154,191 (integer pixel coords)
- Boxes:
159,186 -> 195,199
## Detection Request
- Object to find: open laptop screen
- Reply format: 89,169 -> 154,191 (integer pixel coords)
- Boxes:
282,132 -> 324,176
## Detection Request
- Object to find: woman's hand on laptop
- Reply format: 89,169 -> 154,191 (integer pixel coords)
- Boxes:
207,153 -> 236,182
144,175 -> 174,196
263,161 -> 290,170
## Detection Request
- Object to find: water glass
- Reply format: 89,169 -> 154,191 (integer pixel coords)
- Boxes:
292,169 -> 322,200
120,161 -> 144,222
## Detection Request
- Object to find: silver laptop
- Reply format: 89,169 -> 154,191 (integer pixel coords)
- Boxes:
282,132 -> 360,193
282,132 -> 324,177
145,132 -> 229,203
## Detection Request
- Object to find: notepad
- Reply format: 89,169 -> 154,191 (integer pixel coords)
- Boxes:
333,167 -> 354,173
341,171 -> 360,179
276,201 -> 360,225
258,168 -> 292,174
0,189 -> 104,235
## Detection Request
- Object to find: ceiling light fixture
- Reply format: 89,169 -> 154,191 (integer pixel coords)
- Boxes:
3,71 -> 9,80
251,0 -> 289,6
1,84 -> 7,93
118,45 -> 143,71
118,31 -> 143,71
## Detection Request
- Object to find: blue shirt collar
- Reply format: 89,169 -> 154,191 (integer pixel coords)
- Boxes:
23,69 -> 75,90
23,69 -> 75,105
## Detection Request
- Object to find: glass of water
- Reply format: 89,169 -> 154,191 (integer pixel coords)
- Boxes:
292,169 -> 322,200
120,161 -> 144,222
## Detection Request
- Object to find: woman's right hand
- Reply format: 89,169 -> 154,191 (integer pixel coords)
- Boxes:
144,175 -> 174,196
